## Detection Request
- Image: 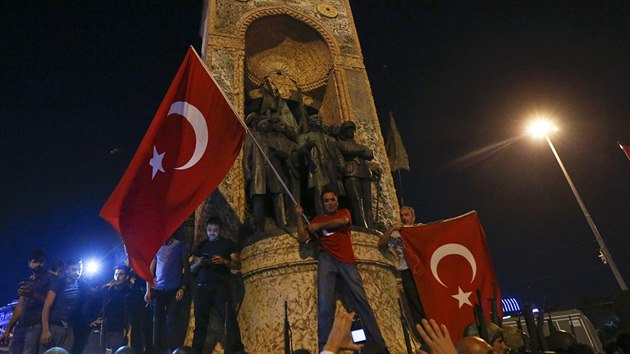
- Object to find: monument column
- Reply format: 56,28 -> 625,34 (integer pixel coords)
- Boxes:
190,1 -> 409,353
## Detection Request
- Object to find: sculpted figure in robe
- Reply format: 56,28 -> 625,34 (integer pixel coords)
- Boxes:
297,114 -> 345,215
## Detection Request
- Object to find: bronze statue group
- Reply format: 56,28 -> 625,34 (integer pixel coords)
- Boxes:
243,77 -> 379,234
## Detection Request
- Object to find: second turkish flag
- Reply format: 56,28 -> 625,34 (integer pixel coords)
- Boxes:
400,211 -> 501,342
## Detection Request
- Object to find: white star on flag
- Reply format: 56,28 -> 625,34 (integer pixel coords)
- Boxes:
149,145 -> 165,179
451,286 -> 472,308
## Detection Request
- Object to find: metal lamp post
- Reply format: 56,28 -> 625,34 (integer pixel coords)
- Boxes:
529,119 -> 628,290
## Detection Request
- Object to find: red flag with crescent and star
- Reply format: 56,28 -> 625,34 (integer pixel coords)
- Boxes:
400,211 -> 501,342
100,46 -> 245,285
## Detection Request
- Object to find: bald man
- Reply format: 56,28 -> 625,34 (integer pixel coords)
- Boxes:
378,206 -> 425,328
456,336 -> 492,354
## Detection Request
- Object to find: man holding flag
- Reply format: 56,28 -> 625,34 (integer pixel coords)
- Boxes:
399,211 -> 501,343
296,191 -> 389,353
378,206 -> 426,331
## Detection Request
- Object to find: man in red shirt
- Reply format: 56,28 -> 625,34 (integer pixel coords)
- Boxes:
296,190 -> 388,353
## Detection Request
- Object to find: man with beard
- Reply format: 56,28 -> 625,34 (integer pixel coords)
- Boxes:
84,265 -> 133,353
296,191 -> 388,353
1,249 -> 52,354
40,258 -> 87,353
190,216 -> 246,354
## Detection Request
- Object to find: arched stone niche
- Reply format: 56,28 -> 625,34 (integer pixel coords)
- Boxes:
243,13 -> 343,126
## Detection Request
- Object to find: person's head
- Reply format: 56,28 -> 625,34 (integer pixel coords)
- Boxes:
113,265 -> 130,285
603,341 -> 623,354
308,114 -> 322,128
65,258 -> 83,282
113,346 -> 137,354
285,125 -> 297,141
490,333 -> 508,354
245,112 -> 259,128
546,330 -> 578,353
488,322 -> 508,354
339,121 -> 356,140
457,336 -> 492,354
321,190 -> 339,215
206,216 -> 223,241
273,120 -> 288,135
502,326 -> 524,349
257,117 -> 271,132
29,249 -> 47,274
49,260 -> 65,276
43,347 -> 70,354
400,206 -> 416,226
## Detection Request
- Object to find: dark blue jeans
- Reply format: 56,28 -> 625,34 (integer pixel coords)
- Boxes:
192,282 -> 244,354
8,323 -> 41,354
152,288 -> 184,352
83,329 -> 126,354
40,324 -> 73,353
317,252 -> 387,351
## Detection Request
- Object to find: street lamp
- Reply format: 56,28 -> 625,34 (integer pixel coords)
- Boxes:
528,118 -> 628,290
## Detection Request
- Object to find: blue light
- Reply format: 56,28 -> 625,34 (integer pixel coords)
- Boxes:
501,297 -> 521,314
84,259 -> 100,276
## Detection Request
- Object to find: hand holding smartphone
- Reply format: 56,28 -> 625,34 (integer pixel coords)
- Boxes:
351,316 -> 367,344
322,311 -> 365,353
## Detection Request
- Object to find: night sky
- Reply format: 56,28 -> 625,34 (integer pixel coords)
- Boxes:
2,1 -> 629,310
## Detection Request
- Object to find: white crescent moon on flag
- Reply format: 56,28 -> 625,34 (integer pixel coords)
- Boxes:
430,243 -> 477,288
168,101 -> 208,170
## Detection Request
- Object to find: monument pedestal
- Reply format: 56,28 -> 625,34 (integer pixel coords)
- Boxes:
238,229 -> 407,353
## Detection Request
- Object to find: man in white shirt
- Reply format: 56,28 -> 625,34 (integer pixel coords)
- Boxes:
378,206 -> 426,328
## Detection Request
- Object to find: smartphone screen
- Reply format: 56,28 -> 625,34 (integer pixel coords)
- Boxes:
351,328 -> 366,343
351,316 -> 366,343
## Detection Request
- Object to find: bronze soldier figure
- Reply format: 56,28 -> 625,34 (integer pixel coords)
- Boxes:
337,121 -> 374,228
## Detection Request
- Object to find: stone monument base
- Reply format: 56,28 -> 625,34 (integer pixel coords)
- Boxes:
237,228 -> 407,353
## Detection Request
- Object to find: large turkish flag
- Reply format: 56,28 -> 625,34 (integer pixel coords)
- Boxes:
400,211 -> 501,342
100,47 -> 245,284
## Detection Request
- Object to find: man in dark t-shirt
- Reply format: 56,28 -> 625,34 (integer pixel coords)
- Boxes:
1,249 -> 51,354
190,216 -> 246,354
84,265 -> 132,353
40,259 -> 86,353
296,190 -> 387,353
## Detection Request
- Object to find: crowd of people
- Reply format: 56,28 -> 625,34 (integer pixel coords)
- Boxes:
0,217 -> 244,354
2,189 -> 624,354
0,249 -> 162,354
